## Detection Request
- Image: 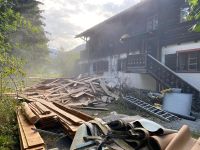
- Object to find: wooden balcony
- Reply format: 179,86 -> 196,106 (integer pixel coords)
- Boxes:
126,53 -> 200,111
126,54 -> 147,73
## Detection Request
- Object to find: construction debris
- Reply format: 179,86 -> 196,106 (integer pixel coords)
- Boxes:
17,98 -> 94,149
17,108 -> 45,150
22,98 -> 93,134
70,117 -> 200,150
22,76 -> 119,110
15,75 -> 200,150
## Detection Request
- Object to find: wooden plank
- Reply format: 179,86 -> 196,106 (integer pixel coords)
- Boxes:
17,109 -> 45,149
26,145 -> 45,150
28,103 -> 42,115
58,87 -> 87,100
34,102 -> 51,115
38,112 -> 57,120
71,91 -> 86,98
53,102 -> 93,121
17,113 -> 28,149
83,77 -> 101,83
45,82 -> 74,96
99,79 -> 119,100
45,79 -> 60,86
32,98 -> 85,124
22,102 -> 39,124
66,79 -> 87,85
84,92 -> 95,98
89,82 -> 96,93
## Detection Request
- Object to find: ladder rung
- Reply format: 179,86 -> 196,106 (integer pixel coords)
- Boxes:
124,96 -> 179,122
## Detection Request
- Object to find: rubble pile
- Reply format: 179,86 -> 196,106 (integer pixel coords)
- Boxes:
22,75 -> 119,110
15,75 -> 200,150
71,117 -> 200,150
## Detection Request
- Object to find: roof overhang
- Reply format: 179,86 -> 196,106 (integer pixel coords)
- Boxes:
75,0 -> 146,38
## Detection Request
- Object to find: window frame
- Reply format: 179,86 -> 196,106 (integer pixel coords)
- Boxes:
146,15 -> 159,32
177,49 -> 200,73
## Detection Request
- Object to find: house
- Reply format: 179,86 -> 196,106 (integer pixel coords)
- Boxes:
76,0 -> 200,112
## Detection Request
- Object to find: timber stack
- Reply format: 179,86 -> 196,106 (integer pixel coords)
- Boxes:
17,100 -> 93,149
22,75 -> 119,110
17,75 -> 119,150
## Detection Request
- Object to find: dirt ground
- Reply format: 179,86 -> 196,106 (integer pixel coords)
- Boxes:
80,99 -> 200,137
24,79 -> 200,149
37,98 -> 200,150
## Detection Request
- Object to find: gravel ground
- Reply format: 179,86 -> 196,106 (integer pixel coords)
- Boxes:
81,100 -> 200,136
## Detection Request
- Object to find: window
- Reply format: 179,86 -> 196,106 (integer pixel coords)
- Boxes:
178,51 -> 200,72
117,59 -> 126,72
180,6 -> 190,23
146,15 -> 158,32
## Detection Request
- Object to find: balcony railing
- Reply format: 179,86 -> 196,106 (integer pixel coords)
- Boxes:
126,53 -> 147,73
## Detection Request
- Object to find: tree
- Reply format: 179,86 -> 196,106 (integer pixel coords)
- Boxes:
188,0 -> 200,31
0,1 -> 48,148
11,0 -> 49,75
0,0 -> 48,94
0,0 -> 26,95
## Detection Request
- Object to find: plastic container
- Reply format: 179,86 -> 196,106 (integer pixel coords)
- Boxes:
162,93 -> 192,116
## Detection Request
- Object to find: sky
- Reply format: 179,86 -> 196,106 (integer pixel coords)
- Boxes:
39,0 -> 140,51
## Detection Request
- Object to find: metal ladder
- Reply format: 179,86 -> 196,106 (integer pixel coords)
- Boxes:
124,96 -> 180,122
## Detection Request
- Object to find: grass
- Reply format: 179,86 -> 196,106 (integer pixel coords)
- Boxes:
0,96 -> 19,150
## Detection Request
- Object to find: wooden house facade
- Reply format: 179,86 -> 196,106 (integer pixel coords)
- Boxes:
76,0 -> 200,111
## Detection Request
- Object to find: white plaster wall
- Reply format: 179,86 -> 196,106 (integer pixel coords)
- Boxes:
161,41 -> 200,90
161,41 -> 200,64
178,73 -> 200,90
87,54 -> 156,90
103,72 -> 157,91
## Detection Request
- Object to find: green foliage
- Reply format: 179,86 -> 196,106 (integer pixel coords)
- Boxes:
0,96 -> 19,150
187,0 -> 200,31
0,0 -> 48,149
0,0 -> 49,94
10,0 -> 49,74
0,0 -> 27,95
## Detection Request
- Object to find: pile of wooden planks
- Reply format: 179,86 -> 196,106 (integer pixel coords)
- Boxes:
17,100 -> 94,149
17,108 -> 45,150
22,75 -> 119,110
19,99 -> 93,133
17,75 -> 119,149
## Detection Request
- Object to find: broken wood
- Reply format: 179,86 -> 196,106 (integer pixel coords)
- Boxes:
89,82 -> 96,93
99,79 -> 119,100
21,75 -> 119,112
21,102 -> 39,124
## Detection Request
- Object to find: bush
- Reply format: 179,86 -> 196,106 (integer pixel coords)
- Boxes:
0,96 -> 19,150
